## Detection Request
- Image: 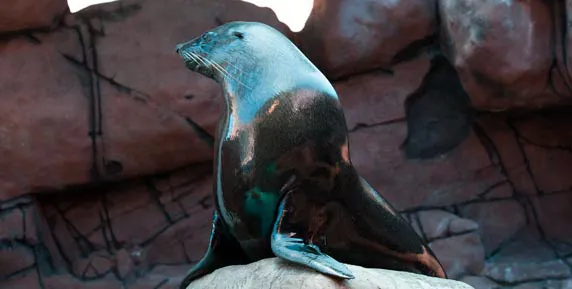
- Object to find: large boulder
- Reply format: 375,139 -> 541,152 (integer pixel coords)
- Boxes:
291,0 -> 437,80
0,0 -> 68,33
186,257 -> 475,289
439,0 -> 563,110
0,0 -> 290,201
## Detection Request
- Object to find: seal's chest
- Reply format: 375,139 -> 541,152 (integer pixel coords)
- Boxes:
242,186 -> 280,237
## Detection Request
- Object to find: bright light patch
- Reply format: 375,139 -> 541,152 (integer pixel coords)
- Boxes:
67,0 -> 314,32
242,0 -> 313,32
67,0 -> 119,13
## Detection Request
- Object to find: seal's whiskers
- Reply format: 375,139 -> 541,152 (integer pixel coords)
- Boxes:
192,52 -> 253,90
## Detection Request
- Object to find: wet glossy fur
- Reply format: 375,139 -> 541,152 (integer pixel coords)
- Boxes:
175,21 -> 446,289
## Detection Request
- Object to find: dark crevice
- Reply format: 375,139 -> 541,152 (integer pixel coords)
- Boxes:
476,180 -> 510,199
348,118 -> 405,133
100,193 -> 120,251
86,19 -> 110,181
331,67 -> 394,83
47,221 -> 74,272
485,225 -> 527,260
412,213 -> 429,243
197,196 -> 212,210
391,34 -> 438,65
1,264 -> 37,281
517,134 -> 572,153
60,53 -> 150,100
0,10 -> 67,42
19,206 -> 27,241
53,204 -> 96,256
402,55 -> 473,159
62,51 -> 215,150
152,278 -> 170,289
145,181 -> 175,224
399,189 -> 572,215
181,238 -> 192,264
24,34 -> 42,45
139,224 -> 173,248
505,120 -> 544,195
427,230 -> 477,243
547,0 -> 572,97
75,3 -> 142,22
184,117 -> 215,148
472,120 -> 518,195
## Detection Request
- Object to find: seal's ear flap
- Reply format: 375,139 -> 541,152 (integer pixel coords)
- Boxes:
232,31 -> 244,40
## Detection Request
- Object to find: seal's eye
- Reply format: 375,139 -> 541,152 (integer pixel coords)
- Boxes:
200,32 -> 215,42
233,31 -> 244,40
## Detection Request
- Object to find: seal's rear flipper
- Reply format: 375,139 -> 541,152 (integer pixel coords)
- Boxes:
270,193 -> 355,280
179,212 -> 249,289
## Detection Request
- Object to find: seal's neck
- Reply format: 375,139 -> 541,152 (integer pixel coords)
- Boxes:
217,49 -> 337,125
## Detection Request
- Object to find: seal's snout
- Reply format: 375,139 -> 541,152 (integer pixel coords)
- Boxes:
175,43 -> 184,54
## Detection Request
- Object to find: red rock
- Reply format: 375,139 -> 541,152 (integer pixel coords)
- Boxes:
0,270 -> 41,289
546,279 -> 572,289
459,275 -> 499,289
460,200 -> 526,255
449,219 -> 480,234
334,56 -> 430,130
0,0 -> 67,33
349,124 -> 505,209
439,0 -> 558,110
44,274 -> 122,289
429,233 -> 485,279
512,284 -> 542,289
484,260 -> 571,284
0,206 -> 24,241
416,210 -> 478,240
475,116 -> 537,196
511,113 -> 572,193
0,26 -> 212,201
72,252 -> 113,278
115,248 -> 135,279
40,171 -> 214,275
534,193 -> 572,240
0,242 -> 36,277
292,0 -> 437,79
145,211 -> 211,266
128,264 -> 189,289
85,0 -> 289,141
489,226 -> 557,263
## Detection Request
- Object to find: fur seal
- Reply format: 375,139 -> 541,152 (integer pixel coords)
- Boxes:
175,21 -> 446,288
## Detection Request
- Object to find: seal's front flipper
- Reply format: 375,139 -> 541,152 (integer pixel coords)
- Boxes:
179,212 -> 248,289
270,193 -> 355,279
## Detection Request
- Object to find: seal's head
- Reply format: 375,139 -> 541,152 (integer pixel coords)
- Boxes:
176,21 -> 334,97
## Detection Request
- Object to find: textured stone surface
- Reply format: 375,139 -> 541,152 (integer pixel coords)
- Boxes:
186,258 -> 475,289
0,0 -> 293,202
292,0 -> 437,80
2,0 -> 572,288
429,233 -> 485,279
484,259 -> 571,284
459,276 -> 499,289
0,26 -> 213,201
416,210 -> 479,241
334,55 -> 430,131
0,165 -> 211,288
460,199 -> 526,256
0,0 -> 67,33
439,0 -> 571,111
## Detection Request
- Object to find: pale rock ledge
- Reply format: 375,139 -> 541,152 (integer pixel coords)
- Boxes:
186,257 -> 475,289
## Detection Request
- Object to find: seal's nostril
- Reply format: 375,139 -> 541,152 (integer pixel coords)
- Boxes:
175,43 -> 184,53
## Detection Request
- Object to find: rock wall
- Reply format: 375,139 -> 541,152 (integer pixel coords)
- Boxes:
1,0 -> 572,288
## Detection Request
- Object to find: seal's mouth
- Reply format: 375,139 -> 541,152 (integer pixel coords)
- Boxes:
175,42 -> 215,79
